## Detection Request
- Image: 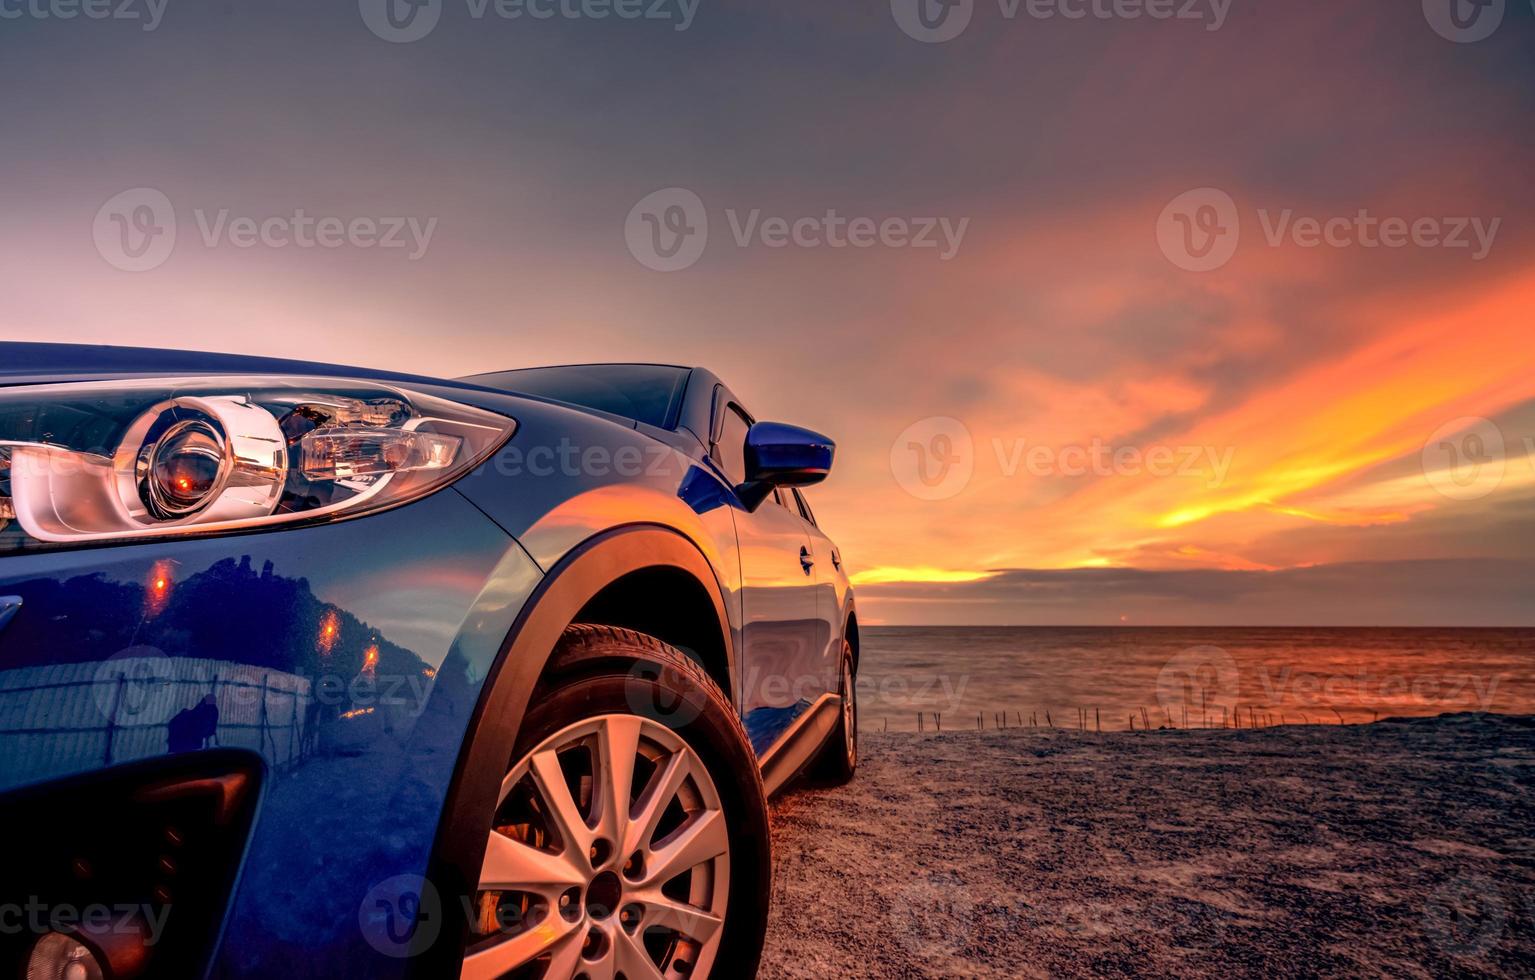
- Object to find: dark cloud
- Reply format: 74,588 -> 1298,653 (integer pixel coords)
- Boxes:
860,559 -> 1535,627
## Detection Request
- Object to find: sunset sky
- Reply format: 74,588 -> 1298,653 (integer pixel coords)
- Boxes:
2,1 -> 1532,624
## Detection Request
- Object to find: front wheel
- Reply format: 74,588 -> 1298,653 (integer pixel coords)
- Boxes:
461,625 -> 769,980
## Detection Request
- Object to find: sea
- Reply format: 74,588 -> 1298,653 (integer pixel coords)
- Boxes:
855,626 -> 1535,733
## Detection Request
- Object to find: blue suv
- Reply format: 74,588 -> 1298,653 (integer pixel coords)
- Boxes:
0,344 -> 859,980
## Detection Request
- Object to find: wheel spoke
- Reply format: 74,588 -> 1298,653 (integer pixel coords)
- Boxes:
460,915 -> 580,980
595,715 -> 643,850
529,747 -> 590,853
647,808 -> 728,886
479,830 -> 585,895
633,889 -> 724,944
625,749 -> 689,856
545,929 -> 586,978
614,926 -> 667,980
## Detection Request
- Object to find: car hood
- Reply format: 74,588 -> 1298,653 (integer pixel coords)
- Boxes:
0,341 -> 477,390
0,341 -> 666,437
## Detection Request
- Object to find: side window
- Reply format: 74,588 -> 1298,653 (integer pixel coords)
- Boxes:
713,404 -> 752,486
791,488 -> 817,526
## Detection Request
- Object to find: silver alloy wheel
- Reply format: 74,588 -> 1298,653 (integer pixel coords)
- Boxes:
463,714 -> 731,980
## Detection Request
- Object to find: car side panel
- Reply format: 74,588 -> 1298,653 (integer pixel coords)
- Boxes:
0,491 -> 542,978
734,492 -> 821,755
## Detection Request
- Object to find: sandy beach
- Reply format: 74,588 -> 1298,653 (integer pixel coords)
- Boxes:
761,713 -> 1534,978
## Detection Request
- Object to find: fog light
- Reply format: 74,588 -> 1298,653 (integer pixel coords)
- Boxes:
26,933 -> 104,980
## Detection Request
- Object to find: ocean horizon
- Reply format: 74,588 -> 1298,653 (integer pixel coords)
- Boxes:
856,625 -> 1535,733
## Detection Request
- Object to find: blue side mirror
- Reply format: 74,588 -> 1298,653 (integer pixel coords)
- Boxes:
738,422 -> 834,510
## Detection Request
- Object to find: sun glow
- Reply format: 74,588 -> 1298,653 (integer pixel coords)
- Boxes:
850,567 -> 998,586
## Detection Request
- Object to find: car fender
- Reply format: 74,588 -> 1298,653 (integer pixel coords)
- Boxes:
417,522 -> 733,978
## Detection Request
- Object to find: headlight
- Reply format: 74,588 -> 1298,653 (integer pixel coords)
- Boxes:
0,376 -> 514,549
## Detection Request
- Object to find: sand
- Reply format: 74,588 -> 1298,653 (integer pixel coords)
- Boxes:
760,713 -> 1534,978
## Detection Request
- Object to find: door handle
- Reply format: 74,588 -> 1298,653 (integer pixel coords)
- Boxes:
799,547 -> 814,574
0,596 -> 21,636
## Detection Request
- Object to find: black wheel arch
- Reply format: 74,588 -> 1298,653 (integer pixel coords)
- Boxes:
415,522 -> 736,978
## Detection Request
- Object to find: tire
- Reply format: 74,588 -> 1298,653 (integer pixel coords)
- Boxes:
460,625 -> 769,980
810,639 -> 858,785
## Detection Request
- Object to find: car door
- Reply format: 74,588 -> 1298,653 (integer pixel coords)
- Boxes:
787,486 -> 843,697
708,393 -> 822,756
